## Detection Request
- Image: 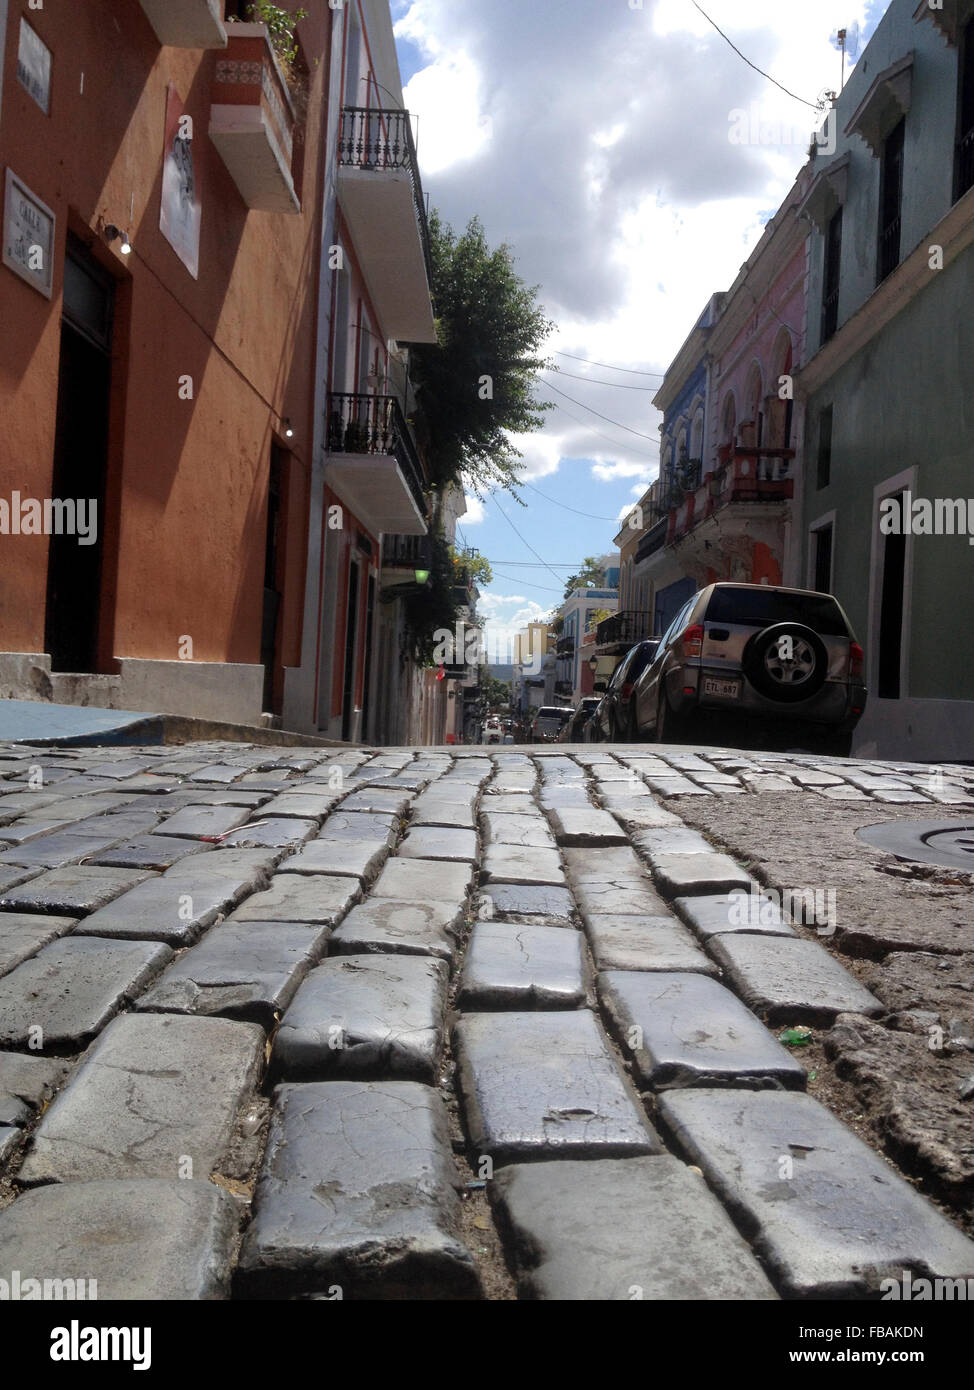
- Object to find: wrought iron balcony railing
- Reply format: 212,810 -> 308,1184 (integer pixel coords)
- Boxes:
381,533 -> 432,570
338,106 -> 432,288
596,610 -> 652,648
327,392 -> 427,519
555,634 -> 575,656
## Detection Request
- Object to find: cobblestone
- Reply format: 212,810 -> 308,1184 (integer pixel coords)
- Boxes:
0,738 -> 971,1302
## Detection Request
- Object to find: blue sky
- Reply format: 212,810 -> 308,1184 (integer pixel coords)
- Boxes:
392,0 -> 888,658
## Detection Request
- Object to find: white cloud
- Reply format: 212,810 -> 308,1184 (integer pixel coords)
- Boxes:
398,0 -> 871,472
462,494 -> 487,524
477,595 -> 551,664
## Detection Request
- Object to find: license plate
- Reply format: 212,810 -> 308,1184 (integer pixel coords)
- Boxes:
703,677 -> 741,699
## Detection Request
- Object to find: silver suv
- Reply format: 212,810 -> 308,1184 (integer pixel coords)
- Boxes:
632,583 -> 866,754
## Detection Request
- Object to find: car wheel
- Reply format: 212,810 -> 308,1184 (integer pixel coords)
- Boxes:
655,688 -> 688,743
742,622 -> 828,703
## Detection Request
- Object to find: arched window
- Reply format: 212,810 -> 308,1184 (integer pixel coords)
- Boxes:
690,408 -> 704,461
744,364 -> 764,446
721,394 -> 736,448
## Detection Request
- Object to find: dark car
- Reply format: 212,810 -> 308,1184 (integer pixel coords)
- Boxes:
632,582 -> 866,755
560,696 -> 601,743
531,706 -> 573,742
594,640 -> 661,742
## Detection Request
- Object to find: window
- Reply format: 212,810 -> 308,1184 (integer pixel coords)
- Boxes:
956,15 -> 974,201
816,405 -> 834,490
822,208 -> 842,343
877,117 -> 905,284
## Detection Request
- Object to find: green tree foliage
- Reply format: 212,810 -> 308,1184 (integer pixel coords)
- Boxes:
412,213 -> 554,497
482,674 -> 511,710
562,556 -> 607,601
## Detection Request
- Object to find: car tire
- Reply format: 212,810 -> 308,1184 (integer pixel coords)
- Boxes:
818,731 -> 853,758
742,622 -> 829,704
655,688 -> 688,744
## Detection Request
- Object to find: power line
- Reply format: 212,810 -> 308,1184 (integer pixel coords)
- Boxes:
689,0 -> 821,110
488,570 -> 565,594
490,495 -> 569,586
545,367 -> 660,391
520,479 -> 626,523
540,379 -> 660,441
547,398 -> 659,458
553,350 -> 665,378
481,560 -> 579,568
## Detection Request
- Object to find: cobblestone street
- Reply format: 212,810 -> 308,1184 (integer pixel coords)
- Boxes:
0,739 -> 972,1301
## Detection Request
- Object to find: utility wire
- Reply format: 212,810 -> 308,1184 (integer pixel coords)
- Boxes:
689,0 -> 821,110
545,367 -> 660,391
520,479 -> 628,523
488,570 -> 566,594
490,495 -> 570,587
539,379 -> 661,441
553,350 -> 665,377
546,398 -> 659,458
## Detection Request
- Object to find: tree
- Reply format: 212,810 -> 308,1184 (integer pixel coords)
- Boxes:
562,556 -> 607,601
482,674 -> 511,711
412,213 -> 554,497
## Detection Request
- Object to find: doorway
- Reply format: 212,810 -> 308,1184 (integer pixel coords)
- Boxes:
44,234 -> 115,672
878,495 -> 907,699
341,559 -> 360,741
260,443 -> 286,715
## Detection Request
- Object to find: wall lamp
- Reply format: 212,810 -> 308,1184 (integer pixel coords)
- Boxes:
104,225 -> 132,255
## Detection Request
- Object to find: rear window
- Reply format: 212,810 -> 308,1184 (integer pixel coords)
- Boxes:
705,587 -> 849,637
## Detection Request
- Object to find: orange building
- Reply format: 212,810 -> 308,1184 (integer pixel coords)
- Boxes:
0,0 -> 445,742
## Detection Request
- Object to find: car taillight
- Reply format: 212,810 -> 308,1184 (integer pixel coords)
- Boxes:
681,624 -> 704,658
621,682 -> 633,699
849,642 -> 863,680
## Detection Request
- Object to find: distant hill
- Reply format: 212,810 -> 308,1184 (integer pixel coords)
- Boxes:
487,664 -> 515,685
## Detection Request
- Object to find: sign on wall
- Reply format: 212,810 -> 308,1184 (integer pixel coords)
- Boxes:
2,168 -> 55,299
17,19 -> 51,114
159,83 -> 201,280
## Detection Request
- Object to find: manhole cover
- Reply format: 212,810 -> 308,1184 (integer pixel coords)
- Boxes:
857,819 -> 974,871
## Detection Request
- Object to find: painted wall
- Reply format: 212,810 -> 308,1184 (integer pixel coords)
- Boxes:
0,0 -> 333,688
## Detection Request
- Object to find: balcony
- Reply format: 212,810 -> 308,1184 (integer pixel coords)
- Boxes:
556,634 -> 575,657
326,393 -> 428,537
209,26 -> 299,214
596,610 -> 652,648
669,453 -> 793,544
634,518 -> 667,564
337,107 -> 436,344
138,0 -> 227,48
380,533 -> 432,588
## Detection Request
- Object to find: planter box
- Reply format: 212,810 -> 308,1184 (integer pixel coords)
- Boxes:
138,0 -> 227,49
209,25 -> 299,214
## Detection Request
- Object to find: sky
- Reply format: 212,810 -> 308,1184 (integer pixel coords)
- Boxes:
392,0 -> 887,662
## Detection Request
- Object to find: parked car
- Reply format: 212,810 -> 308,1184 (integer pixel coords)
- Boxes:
583,694 -> 607,741
560,696 -> 601,742
483,718 -> 502,745
632,582 -> 866,754
531,706 -> 573,742
594,640 -> 661,742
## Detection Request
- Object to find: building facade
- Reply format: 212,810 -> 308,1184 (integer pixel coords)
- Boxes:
1,0 -> 458,745
797,0 -> 974,758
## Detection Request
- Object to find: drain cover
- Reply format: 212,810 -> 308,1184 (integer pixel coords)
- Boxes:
857,818 -> 974,871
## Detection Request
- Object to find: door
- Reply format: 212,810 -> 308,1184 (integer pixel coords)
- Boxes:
341,559 -> 360,741
877,497 -> 907,699
45,234 -> 115,672
260,443 -> 285,715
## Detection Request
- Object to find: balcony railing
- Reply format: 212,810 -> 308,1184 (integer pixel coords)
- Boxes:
596,610 -> 651,648
555,634 -> 575,656
668,455 -> 794,543
634,518 -> 667,563
338,107 -> 432,288
381,533 -> 432,570
327,393 -> 427,518
209,25 -> 299,213
958,126 -> 974,201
